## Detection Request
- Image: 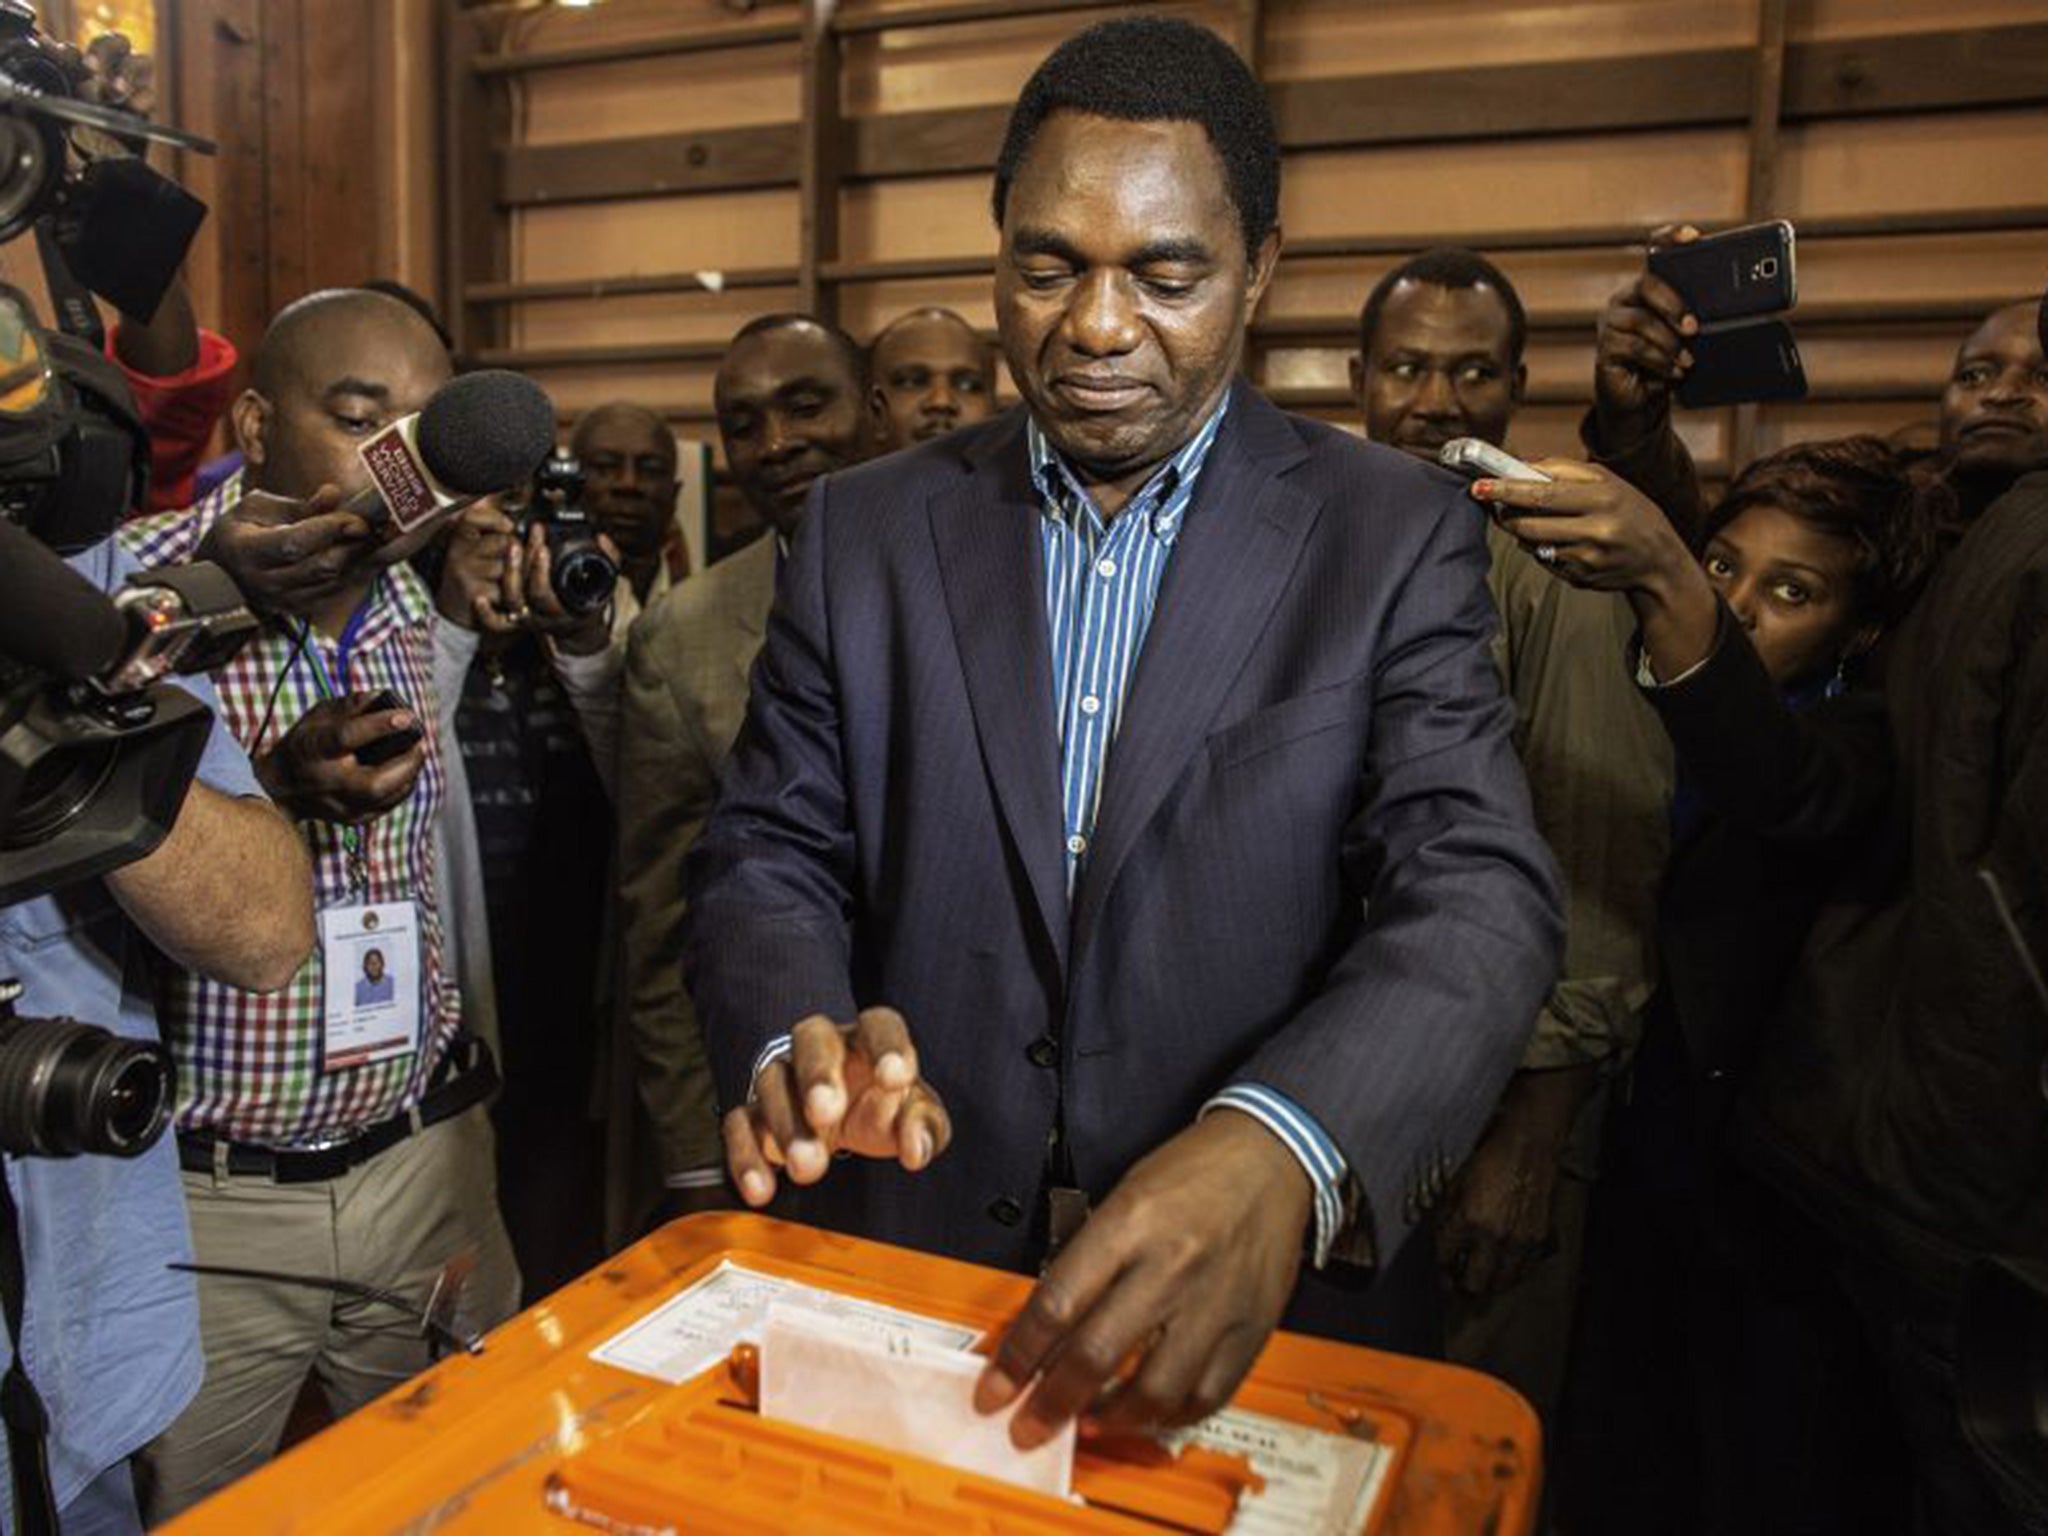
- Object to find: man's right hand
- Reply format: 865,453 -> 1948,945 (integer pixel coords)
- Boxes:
722,1008 -> 952,1207
198,485 -> 377,619
1592,225 -> 1702,445
256,693 -> 425,824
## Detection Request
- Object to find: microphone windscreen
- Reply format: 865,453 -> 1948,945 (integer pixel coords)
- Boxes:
415,370 -> 556,495
0,519 -> 127,682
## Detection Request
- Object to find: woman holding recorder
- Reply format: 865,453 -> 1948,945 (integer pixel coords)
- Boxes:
1476,440 -> 1945,1533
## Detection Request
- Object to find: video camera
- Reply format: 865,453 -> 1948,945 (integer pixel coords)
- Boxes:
0,6 -> 240,1163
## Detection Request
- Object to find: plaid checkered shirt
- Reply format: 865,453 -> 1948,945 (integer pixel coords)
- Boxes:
119,477 -> 463,1146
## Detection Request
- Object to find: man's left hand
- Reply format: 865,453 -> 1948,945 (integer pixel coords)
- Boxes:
974,1111 -> 1312,1449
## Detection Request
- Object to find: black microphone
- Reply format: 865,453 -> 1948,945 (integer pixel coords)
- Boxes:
0,518 -> 127,682
353,370 -> 557,532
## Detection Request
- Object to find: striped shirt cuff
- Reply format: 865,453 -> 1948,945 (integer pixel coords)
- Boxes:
748,1034 -> 795,1102
1202,1084 -> 1348,1269
666,1167 -> 727,1190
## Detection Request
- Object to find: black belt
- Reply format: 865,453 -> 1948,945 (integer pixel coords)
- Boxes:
178,1037 -> 499,1185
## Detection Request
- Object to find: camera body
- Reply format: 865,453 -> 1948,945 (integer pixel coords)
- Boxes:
526,448 -> 618,618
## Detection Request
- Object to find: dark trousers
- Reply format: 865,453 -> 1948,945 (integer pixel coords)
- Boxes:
1280,1219 -> 1445,1360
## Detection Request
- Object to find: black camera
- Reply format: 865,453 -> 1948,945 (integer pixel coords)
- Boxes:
0,287 -> 255,908
527,448 -> 617,618
0,979 -> 169,1157
0,1 -> 214,321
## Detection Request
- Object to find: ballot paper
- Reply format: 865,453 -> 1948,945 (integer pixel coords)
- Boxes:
760,1301 -> 1076,1499
590,1259 -> 982,1386
1168,1406 -> 1395,1536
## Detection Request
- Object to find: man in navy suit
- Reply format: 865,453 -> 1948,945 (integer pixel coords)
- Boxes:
684,17 -> 1563,1450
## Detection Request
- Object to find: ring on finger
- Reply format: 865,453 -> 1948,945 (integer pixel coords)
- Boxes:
1535,543 -> 1559,565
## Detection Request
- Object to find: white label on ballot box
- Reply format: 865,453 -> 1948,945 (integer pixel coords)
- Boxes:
589,1259 -> 982,1386
1169,1406 -> 1395,1536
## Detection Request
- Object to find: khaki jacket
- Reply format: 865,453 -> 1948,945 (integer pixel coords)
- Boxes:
616,533 -> 777,1180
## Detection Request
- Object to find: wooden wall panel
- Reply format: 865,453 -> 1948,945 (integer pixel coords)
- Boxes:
464,0 -> 2048,504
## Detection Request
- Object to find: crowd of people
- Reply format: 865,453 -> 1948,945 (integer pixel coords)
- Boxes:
7,14 -> 2047,1536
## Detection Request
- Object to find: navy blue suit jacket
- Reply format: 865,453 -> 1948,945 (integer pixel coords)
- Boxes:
683,386 -> 1563,1278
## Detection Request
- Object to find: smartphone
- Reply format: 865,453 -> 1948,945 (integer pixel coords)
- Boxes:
1439,438 -> 1551,484
353,688 -> 423,767
1648,220 -> 1797,324
1675,318 -> 1808,409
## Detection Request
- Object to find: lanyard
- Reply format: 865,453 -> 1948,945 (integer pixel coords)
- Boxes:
297,598 -> 377,899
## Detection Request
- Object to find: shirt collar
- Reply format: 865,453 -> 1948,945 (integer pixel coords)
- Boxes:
1026,389 -> 1231,540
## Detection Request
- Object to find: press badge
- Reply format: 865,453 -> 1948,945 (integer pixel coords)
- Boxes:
319,901 -> 422,1072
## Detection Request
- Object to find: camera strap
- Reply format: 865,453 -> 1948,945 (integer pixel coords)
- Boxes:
0,1173 -> 58,1536
30,220 -> 103,351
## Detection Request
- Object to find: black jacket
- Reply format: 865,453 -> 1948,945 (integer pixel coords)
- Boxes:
1611,610 -> 1891,1182
1738,471 -> 2048,1295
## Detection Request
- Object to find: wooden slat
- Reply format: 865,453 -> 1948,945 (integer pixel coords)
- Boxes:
445,2 -> 513,358
1253,297 -> 2017,347
1784,21 -> 2048,120
1268,380 -> 1941,412
848,104 -> 1011,181
473,15 -> 801,76
466,267 -> 799,305
1269,49 -> 1751,151
471,340 -> 733,370
833,0 -> 1147,34
490,23 -> 2048,206
798,0 -> 845,321
1734,0 -> 1790,482
500,125 -> 796,206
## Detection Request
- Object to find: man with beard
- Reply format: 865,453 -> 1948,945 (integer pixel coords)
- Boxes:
868,306 -> 997,451
1353,249 -> 1670,1430
684,17 -> 1561,1447
617,314 -> 868,1212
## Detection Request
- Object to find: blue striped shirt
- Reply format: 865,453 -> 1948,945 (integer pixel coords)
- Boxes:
1028,403 -> 1349,1266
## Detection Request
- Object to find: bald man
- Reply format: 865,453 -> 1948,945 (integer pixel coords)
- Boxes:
117,289 -> 576,1520
570,400 -> 683,622
618,314 -> 867,1208
868,306 -> 996,451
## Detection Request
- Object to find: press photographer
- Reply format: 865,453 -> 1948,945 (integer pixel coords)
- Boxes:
0,186 -> 308,1536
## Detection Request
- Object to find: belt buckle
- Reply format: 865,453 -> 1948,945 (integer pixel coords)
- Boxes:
275,1140 -> 353,1185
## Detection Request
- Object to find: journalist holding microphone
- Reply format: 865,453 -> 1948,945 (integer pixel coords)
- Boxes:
112,288 -> 618,1521
683,16 -> 1562,1449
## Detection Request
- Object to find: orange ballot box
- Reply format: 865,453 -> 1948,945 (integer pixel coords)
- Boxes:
167,1213 -> 1540,1535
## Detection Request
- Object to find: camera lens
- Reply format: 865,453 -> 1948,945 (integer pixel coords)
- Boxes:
4,738 -> 120,850
550,537 -> 618,618
0,1012 -> 173,1158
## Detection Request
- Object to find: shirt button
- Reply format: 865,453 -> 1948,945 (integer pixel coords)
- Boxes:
988,1195 -> 1025,1227
1067,834 -> 1088,856
1080,695 -> 1101,716
1026,1036 -> 1058,1069
1097,558 -> 1117,578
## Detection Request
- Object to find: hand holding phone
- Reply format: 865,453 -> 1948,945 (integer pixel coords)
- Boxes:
1647,220 -> 1796,324
1440,438 -> 1551,486
352,688 -> 424,767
